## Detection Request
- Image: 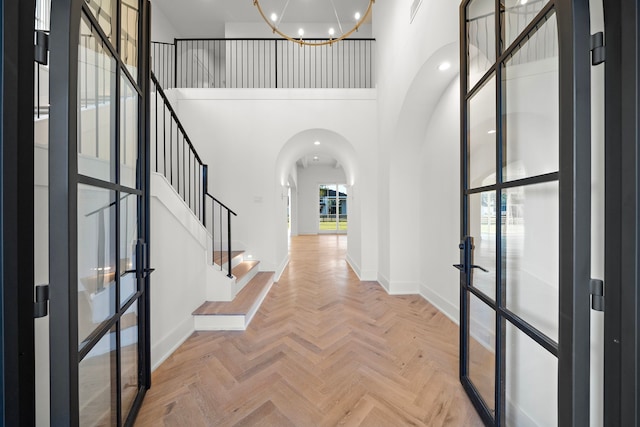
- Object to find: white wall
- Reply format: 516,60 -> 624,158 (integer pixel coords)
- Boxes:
374,0 -> 460,295
149,173 -> 208,370
296,165 -> 346,235
150,1 -> 182,43
169,88 -> 378,280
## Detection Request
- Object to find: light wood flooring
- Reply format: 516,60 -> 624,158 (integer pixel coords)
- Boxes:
135,235 -> 484,426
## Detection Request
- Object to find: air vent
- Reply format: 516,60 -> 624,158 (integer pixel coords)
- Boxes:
410,0 -> 423,23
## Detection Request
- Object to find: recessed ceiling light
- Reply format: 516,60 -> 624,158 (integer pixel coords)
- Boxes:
355,12 -> 361,20
270,13 -> 277,22
438,62 -> 451,71
521,0 -> 528,4
314,141 -> 321,146
298,28 -> 305,37
488,129 -> 496,134
313,156 -> 319,161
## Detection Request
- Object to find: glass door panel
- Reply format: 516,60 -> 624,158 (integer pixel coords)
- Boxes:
502,0 -> 552,49
121,0 -> 139,81
120,75 -> 139,189
338,184 -> 348,231
503,182 -> 559,341
78,184 -> 116,347
469,293 -> 496,412
84,0 -> 116,42
79,325 -> 117,426
319,184 -> 348,233
78,14 -> 116,183
468,77 -> 496,187
49,0 -> 150,424
460,1 -> 591,425
466,0 -> 495,89
468,192 -> 496,298
120,303 -> 139,423
119,194 -> 138,306
505,323 -> 558,427
502,14 -> 559,182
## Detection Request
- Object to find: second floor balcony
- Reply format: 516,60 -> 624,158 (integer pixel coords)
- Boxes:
151,38 -> 376,90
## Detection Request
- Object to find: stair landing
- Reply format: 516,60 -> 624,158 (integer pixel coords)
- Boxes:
194,271 -> 274,331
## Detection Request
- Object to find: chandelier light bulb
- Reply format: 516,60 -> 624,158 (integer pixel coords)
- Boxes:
252,0 -> 374,47
438,62 -> 451,71
314,141 -> 321,146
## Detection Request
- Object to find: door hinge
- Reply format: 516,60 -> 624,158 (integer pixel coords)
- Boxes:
35,30 -> 49,65
590,279 -> 604,312
590,32 -> 605,65
33,284 -> 50,319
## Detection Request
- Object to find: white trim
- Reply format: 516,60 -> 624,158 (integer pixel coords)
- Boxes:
245,276 -> 275,326
346,254 -> 361,279
151,316 -> 194,371
387,281 -> 419,295
377,273 -> 390,293
275,255 -> 290,282
419,285 -> 459,325
151,173 -> 209,249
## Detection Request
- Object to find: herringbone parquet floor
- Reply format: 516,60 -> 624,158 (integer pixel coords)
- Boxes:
135,235 -> 484,426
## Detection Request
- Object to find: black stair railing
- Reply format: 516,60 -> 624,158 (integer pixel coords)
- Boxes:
151,38 -> 376,90
204,193 -> 237,278
150,71 -> 237,276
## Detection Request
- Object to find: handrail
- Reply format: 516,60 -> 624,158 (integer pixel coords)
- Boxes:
150,71 -> 238,275
204,193 -> 236,278
208,194 -> 238,217
151,71 -> 204,165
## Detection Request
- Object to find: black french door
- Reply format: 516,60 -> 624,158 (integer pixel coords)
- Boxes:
459,0 -> 592,425
49,0 -> 151,424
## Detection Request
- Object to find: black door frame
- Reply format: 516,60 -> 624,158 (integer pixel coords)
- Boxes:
0,0 -> 36,425
49,0 -> 151,424
603,1 -> 640,425
458,0 -> 592,425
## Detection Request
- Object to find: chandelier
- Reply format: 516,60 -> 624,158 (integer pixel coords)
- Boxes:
253,0 -> 375,47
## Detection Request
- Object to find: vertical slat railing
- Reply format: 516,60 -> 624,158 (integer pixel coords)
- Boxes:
149,71 -> 238,273
160,38 -> 376,89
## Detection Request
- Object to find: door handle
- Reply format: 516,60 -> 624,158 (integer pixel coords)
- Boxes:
470,264 -> 489,273
452,264 -> 489,273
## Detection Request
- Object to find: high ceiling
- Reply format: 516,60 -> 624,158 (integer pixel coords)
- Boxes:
152,0 -> 373,38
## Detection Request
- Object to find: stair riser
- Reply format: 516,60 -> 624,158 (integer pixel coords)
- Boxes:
194,315 -> 246,331
234,263 -> 260,296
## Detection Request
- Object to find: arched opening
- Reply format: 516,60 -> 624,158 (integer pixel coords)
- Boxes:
275,128 -> 359,259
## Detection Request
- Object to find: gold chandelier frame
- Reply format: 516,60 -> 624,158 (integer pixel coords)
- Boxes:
252,0 -> 375,47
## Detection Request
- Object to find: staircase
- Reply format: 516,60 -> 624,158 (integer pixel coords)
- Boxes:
150,71 -> 275,331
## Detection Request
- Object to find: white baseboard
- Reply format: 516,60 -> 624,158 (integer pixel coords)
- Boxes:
387,281 -> 419,295
419,285 -> 459,325
151,316 -> 195,372
377,273 -> 390,293
345,254 -> 361,278
275,255 -> 290,282
245,276 -> 275,326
